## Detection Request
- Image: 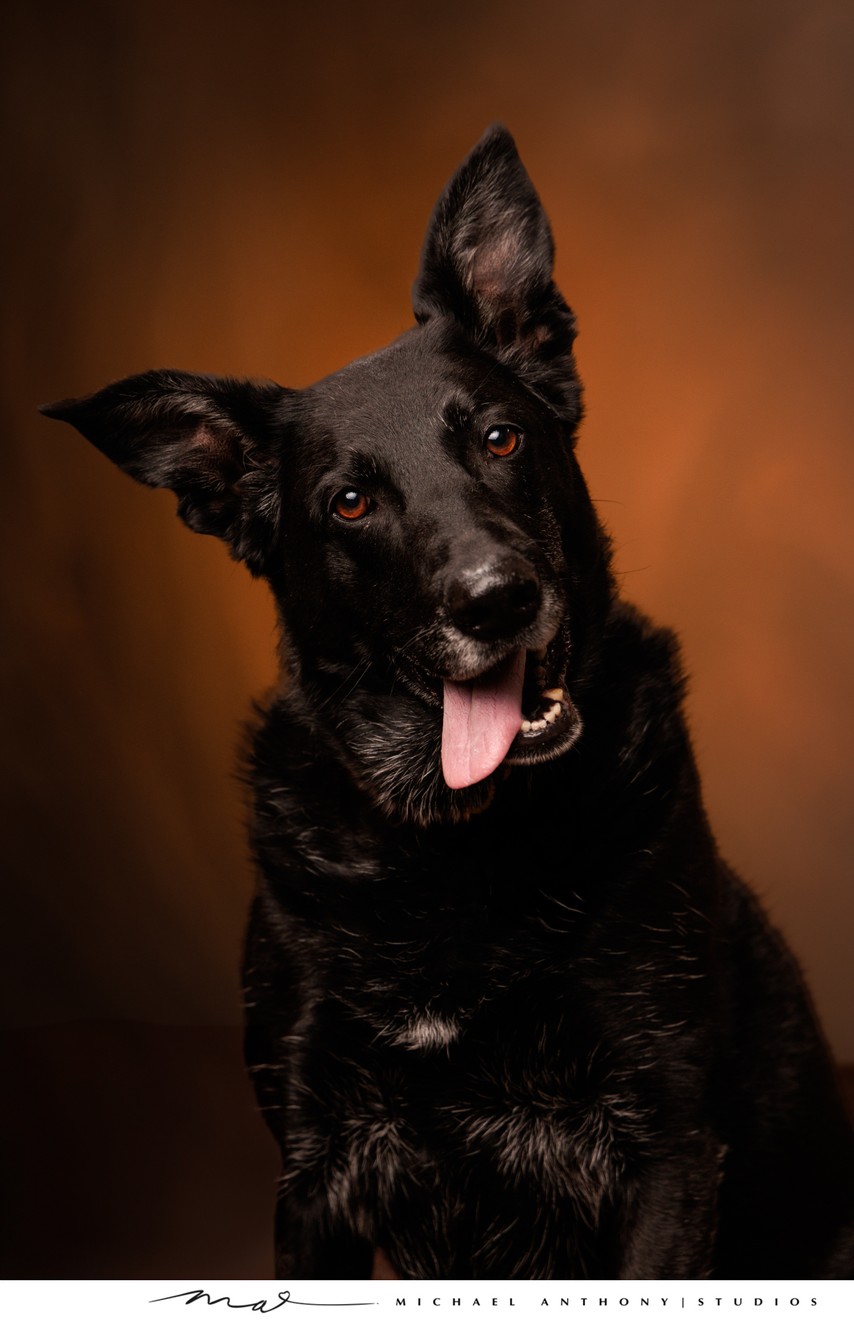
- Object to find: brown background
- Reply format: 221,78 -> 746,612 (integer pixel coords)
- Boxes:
2,0 -> 853,1278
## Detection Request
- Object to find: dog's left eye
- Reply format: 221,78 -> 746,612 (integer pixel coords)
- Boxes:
331,489 -> 374,521
484,425 -> 523,458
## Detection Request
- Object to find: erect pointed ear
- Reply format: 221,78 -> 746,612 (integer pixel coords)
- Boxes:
41,369 -> 288,576
412,125 -> 580,417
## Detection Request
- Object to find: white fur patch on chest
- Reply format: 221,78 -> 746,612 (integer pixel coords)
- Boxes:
387,1010 -> 461,1051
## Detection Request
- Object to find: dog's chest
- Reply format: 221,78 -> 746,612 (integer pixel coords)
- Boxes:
282,1003 -> 634,1246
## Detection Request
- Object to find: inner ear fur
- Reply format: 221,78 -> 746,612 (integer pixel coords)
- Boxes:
41,369 -> 287,576
412,125 -> 580,418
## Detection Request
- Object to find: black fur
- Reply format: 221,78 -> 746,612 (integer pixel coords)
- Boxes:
43,126 -> 854,1280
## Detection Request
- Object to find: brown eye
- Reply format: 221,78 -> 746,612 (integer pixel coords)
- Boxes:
485,425 -> 523,458
332,489 -> 374,521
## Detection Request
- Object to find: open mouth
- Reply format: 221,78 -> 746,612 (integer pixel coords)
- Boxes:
441,646 -> 579,790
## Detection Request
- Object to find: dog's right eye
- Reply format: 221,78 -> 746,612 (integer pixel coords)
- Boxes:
331,489 -> 374,521
484,425 -> 523,458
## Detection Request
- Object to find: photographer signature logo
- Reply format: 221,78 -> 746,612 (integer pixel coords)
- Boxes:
151,1288 -> 376,1312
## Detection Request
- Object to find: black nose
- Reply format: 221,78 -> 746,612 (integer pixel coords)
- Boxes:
446,556 -> 541,641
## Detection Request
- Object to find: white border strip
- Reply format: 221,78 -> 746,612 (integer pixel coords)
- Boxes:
1,1279 -> 853,1322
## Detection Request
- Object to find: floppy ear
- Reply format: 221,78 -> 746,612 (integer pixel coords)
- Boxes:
412,125 -> 580,417
41,369 -> 287,576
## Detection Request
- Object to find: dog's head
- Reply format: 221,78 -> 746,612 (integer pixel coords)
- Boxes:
43,127 -> 614,824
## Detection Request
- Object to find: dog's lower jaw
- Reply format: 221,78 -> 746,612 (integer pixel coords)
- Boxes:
324,671 -> 585,827
505,689 -> 584,768
331,690 -> 498,827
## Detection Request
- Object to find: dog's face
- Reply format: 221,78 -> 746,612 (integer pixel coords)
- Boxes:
43,127 -> 613,823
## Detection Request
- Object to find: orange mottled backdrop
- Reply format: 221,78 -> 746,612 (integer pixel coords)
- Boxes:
1,0 -> 853,1277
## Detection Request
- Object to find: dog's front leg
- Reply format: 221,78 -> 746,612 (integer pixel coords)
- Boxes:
273,1190 -> 374,1280
614,1143 -> 723,1279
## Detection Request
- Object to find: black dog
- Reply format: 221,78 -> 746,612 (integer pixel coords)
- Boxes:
43,127 -> 854,1280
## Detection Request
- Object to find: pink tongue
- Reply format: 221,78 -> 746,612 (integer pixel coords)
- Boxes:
441,649 -> 526,789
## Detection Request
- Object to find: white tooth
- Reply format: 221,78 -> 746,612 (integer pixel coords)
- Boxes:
549,702 -> 561,716
521,719 -> 532,732
532,719 -> 547,730
543,708 -> 557,724
541,688 -> 565,701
